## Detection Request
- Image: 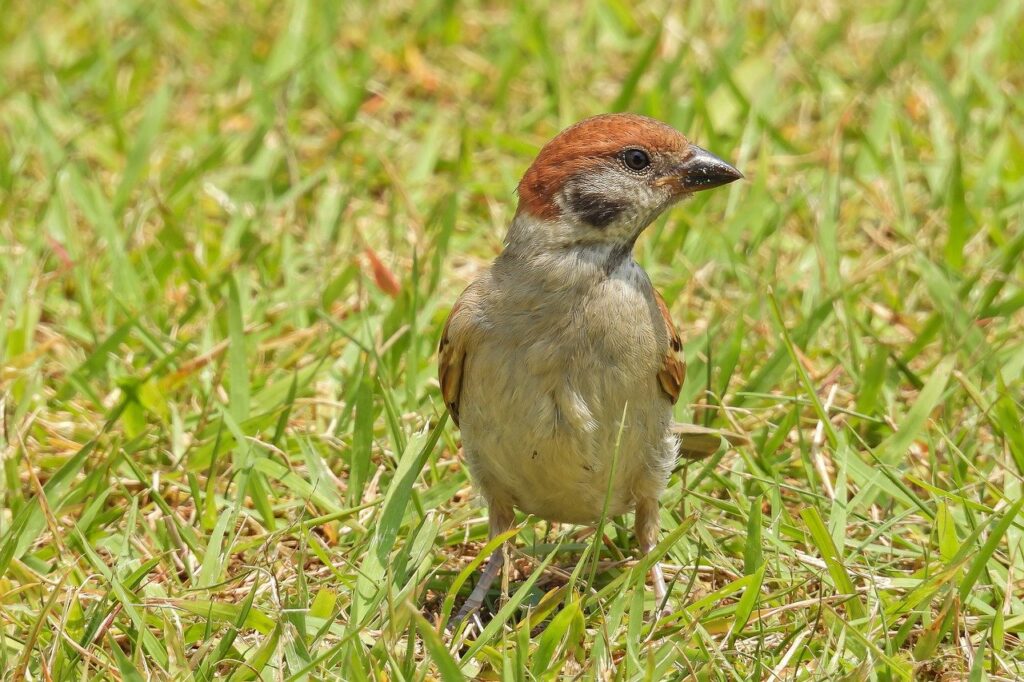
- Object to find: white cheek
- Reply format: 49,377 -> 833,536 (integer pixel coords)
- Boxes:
573,167 -> 653,207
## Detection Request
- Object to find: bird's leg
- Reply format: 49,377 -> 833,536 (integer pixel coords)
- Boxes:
635,497 -> 668,615
453,502 -> 514,626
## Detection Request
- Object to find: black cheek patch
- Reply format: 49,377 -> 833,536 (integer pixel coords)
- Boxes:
566,187 -> 626,228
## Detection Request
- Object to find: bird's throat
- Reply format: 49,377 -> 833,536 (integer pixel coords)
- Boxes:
604,240 -> 636,274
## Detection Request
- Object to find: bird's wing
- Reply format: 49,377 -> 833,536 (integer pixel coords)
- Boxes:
654,289 -> 686,404
438,293 -> 471,427
654,291 -> 750,459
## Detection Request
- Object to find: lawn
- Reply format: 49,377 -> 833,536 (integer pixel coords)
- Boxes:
2,0 -> 1023,679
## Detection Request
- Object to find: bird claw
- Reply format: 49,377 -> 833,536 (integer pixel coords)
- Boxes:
447,607 -> 485,637
449,596 -> 484,632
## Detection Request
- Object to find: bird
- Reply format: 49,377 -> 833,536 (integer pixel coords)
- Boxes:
438,113 -> 743,623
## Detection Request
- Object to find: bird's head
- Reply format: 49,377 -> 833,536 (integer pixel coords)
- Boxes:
510,113 -> 742,253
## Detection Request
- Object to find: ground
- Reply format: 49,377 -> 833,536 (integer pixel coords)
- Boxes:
1,0 -> 1023,679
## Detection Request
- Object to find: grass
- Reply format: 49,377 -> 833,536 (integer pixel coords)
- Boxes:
1,0 -> 1023,679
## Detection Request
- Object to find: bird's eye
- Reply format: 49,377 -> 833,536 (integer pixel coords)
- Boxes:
622,148 -> 651,171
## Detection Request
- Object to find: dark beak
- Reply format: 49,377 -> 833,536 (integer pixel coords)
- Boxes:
677,145 -> 743,192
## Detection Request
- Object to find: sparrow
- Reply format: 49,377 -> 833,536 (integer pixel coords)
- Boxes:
438,113 -> 743,621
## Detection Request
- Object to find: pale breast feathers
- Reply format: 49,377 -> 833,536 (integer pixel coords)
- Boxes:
440,285 -> 684,426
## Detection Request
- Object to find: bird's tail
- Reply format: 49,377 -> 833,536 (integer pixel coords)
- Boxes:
671,422 -> 750,460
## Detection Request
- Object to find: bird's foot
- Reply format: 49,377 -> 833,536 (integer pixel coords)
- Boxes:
448,546 -> 505,632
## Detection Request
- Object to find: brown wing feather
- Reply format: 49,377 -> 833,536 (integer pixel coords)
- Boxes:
654,290 -> 685,404
438,297 -> 467,427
